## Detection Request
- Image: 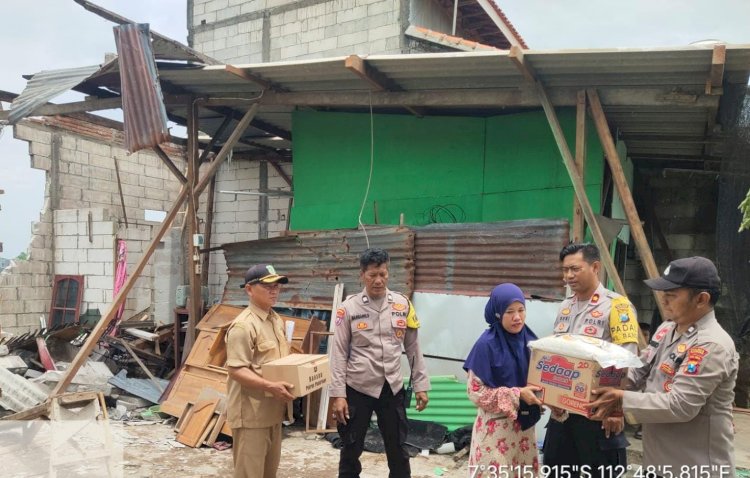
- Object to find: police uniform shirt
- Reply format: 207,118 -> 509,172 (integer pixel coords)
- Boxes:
552,282 -> 639,353
225,302 -> 290,429
623,310 -> 738,475
329,288 -> 430,399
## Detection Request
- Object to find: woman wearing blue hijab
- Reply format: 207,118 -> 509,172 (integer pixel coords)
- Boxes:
464,283 -> 543,476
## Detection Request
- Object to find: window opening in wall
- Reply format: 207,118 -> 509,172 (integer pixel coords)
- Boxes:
145,209 -> 167,222
49,275 -> 84,327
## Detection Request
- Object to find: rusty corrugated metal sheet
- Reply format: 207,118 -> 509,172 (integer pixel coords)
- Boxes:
113,23 -> 170,153
413,219 -> 569,299
222,227 -> 415,309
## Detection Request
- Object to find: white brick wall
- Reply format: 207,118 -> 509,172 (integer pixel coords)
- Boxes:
190,0 -> 402,62
205,159 -> 291,301
0,121 -> 188,336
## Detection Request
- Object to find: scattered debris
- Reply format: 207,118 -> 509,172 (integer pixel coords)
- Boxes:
0,366 -> 48,412
109,369 -> 169,404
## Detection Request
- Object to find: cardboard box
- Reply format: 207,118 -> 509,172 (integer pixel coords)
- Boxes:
261,354 -> 330,398
527,348 -> 626,416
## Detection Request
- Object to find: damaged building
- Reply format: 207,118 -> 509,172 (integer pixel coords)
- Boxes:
1,3 -> 749,473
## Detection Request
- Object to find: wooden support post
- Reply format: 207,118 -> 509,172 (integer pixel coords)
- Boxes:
113,157 -> 128,228
572,90 -> 587,242
268,159 -> 292,188
201,173 -> 216,289
706,44 -> 726,95
114,337 -> 165,393
198,115 -> 233,164
316,283 -> 344,431
50,186 -> 190,396
586,89 -> 667,316
153,145 -> 187,184
194,103 -> 259,196
186,99 -> 201,355
509,47 -> 627,295
535,83 -> 627,295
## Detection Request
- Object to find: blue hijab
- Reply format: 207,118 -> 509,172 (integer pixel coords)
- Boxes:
463,283 -> 540,430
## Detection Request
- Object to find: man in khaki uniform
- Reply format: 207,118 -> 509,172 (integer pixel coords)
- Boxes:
330,248 -> 431,478
544,243 -> 639,477
588,257 -> 738,477
225,264 -> 295,478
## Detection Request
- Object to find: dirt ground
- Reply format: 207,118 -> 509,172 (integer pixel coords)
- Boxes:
116,421 -> 464,478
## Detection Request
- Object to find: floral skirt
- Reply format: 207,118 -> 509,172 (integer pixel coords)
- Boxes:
467,414 -> 539,477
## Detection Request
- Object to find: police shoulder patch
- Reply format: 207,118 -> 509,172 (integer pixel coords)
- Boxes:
608,296 -> 638,345
406,299 -> 420,329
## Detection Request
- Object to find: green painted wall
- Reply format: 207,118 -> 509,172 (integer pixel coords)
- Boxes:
290,110 -> 603,230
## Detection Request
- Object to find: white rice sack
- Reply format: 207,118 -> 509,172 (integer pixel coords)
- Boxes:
529,334 -> 643,369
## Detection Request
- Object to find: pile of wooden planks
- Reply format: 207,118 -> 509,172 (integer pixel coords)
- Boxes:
174,392 -> 227,448
160,303 -> 327,438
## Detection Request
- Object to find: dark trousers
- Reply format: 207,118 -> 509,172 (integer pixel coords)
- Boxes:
543,413 -> 628,478
337,383 -> 410,478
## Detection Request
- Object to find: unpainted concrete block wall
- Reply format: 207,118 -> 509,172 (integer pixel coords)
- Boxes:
0,120 -> 187,336
207,159 -> 292,302
190,0 -> 404,63
51,209 -> 155,321
625,171 -> 718,322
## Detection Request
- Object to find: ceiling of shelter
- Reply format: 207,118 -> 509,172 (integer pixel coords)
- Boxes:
6,31 -> 750,170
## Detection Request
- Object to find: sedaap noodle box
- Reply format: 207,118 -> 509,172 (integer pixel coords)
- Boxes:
526,335 -> 636,416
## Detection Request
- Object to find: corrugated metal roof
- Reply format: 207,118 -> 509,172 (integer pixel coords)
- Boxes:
113,24 -> 170,153
406,375 -> 476,431
221,227 -> 415,309
413,220 -> 569,299
11,46 -> 750,163
8,65 -> 103,124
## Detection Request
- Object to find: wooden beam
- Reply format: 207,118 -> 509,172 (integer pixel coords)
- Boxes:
509,46 -> 537,82
268,159 -> 292,188
535,81 -> 627,295
344,55 -> 425,117
186,99 -> 201,356
194,103 -> 260,197
572,90 -> 587,242
201,172 -> 217,289
345,55 -> 394,92
50,186 -> 190,396
251,118 -> 292,141
113,157 -> 129,228
586,88 -> 668,316
474,0 -> 523,48
198,115 -> 233,164
251,87 -> 716,109
706,44 -> 726,95
153,144 -> 187,184
0,97 -> 122,122
114,337 -> 165,393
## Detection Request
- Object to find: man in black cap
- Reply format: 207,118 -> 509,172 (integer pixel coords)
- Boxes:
225,264 -> 295,478
587,257 -> 739,477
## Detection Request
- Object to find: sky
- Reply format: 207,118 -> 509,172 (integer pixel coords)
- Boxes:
1,0 -> 749,258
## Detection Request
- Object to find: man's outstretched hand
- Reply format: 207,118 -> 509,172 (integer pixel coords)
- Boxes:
586,387 -> 625,421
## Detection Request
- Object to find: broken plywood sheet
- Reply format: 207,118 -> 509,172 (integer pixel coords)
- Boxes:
0,366 -> 48,412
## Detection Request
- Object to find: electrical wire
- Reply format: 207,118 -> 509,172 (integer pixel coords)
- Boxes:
357,89 -> 375,249
426,204 -> 466,224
